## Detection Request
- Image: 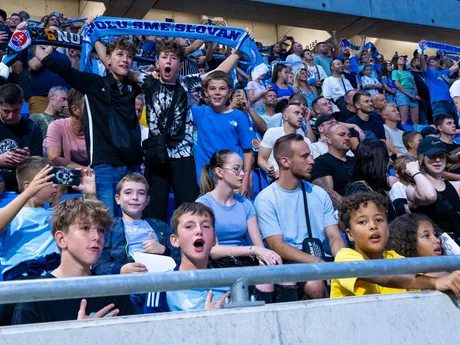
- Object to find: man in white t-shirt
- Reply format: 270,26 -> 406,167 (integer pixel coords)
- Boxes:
286,42 -> 304,74
302,49 -> 328,88
322,60 -> 353,103
258,104 -> 312,179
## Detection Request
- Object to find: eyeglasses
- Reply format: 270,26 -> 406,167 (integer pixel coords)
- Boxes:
221,167 -> 247,176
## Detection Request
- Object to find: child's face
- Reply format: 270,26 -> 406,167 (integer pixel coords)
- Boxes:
416,220 -> 442,257
364,66 -> 372,76
115,182 -> 150,218
204,80 -> 230,109
156,52 -> 182,83
347,201 -> 389,259
30,181 -> 58,205
56,220 -> 105,265
170,213 -> 216,262
107,49 -> 134,78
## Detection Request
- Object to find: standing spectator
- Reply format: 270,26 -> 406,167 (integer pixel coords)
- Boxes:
411,57 -> 431,125
29,86 -> 68,139
302,49 -> 327,90
383,103 -> 407,156
392,56 -> 419,124
381,61 -> 397,103
27,33 -> 143,217
419,43 -> 459,124
285,42 -> 303,65
322,60 -> 353,107
258,104 -> 312,180
360,64 -> 383,97
6,13 -> 21,33
311,123 -> 355,209
270,64 -> 294,102
313,42 -> 333,76
346,139 -> 397,222
0,10 -> 6,25
406,138 -> 460,238
293,68 -> 317,107
346,92 -> 386,150
0,84 -> 42,192
255,134 -> 345,299
342,57 -> 359,89
46,89 -> 88,168
450,78 -> 460,115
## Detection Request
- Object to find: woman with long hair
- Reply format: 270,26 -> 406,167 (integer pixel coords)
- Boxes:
270,64 -> 294,102
380,61 -> 397,103
293,68 -> 317,108
197,150 -> 297,304
404,137 -> 460,239
346,139 -> 397,221
391,56 -> 419,124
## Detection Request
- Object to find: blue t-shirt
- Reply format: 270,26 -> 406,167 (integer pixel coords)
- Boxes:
192,105 -> 252,184
0,207 -> 58,274
196,193 -> 256,246
270,83 -> 294,98
423,68 -> 452,103
254,181 -> 337,249
124,219 -> 159,255
349,55 -> 360,75
27,50 -> 71,97
313,55 -> 332,76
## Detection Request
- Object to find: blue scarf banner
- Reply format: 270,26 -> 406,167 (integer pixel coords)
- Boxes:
419,40 -> 460,55
81,17 -> 268,77
340,39 -> 381,59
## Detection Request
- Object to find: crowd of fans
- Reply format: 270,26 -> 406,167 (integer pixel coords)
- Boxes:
1,8 -> 460,326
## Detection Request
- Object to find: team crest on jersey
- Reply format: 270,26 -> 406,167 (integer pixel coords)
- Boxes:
8,30 -> 32,53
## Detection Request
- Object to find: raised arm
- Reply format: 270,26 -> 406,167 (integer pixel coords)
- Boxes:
405,161 -> 438,206
356,35 -> 366,60
185,39 -> 204,56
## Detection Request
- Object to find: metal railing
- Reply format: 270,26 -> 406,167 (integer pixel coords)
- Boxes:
0,256 -> 459,305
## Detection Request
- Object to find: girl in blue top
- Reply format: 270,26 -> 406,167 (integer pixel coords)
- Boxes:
270,64 -> 294,102
192,71 -> 253,195
197,150 -> 297,304
380,62 -> 397,103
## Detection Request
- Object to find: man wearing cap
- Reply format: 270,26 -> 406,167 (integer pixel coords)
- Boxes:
258,104 -> 312,180
419,42 -> 460,125
311,114 -> 354,159
311,123 -> 354,209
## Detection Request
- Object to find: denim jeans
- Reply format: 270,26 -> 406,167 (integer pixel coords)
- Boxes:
93,164 -> 140,217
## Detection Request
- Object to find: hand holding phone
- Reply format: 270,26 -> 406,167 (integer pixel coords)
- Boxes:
50,167 -> 81,186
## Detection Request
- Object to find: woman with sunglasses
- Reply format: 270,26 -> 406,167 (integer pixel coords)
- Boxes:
404,137 -> 460,239
196,150 -> 297,304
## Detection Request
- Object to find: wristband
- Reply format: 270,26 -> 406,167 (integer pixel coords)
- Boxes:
412,172 -> 423,179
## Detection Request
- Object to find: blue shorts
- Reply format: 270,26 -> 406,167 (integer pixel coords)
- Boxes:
396,89 -> 418,108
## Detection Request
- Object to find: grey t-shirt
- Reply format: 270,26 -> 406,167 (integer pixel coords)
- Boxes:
384,125 -> 407,154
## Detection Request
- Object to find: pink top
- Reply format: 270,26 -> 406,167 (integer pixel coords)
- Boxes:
46,118 -> 89,166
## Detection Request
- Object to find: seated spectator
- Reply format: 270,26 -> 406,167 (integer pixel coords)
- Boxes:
229,87 -> 267,135
390,155 -> 416,216
337,89 -> 357,122
198,150 -> 296,303
46,88 -> 88,168
383,104 -> 407,156
257,89 -> 278,125
322,60 -> 353,108
12,197 -> 136,324
406,137 -> 460,239
270,64 -> 294,102
360,64 -> 383,97
293,68 -> 317,108
255,134 -> 345,299
420,126 -> 439,138
313,42 -> 333,76
392,55 -> 419,124
246,73 -> 267,105
403,130 -> 423,158
193,71 -> 253,195
0,84 -> 42,192
371,93 -> 388,123
346,92 -> 386,150
258,104 -> 312,180
311,123 -> 354,209
346,139 -> 397,222
434,114 -> 460,179
388,213 -> 443,258
419,44 -> 459,124
332,192 -> 460,298
154,203 -> 230,312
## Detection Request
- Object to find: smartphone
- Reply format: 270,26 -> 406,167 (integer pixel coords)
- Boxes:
50,167 -> 81,186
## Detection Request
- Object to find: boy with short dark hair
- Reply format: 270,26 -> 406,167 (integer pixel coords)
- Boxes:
402,130 -> 423,158
331,192 -> 460,298
12,197 -> 136,324
153,203 -> 229,312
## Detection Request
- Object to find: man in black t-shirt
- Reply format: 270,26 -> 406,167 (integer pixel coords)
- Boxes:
311,123 -> 354,209
338,89 -> 357,122
346,91 -> 386,151
12,198 -> 135,325
0,84 -> 42,192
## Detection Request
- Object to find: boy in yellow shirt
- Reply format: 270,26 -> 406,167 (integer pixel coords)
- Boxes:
331,192 -> 460,298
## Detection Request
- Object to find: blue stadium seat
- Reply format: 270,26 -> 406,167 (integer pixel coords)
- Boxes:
252,168 -> 269,199
60,193 -> 83,201
413,124 -> 429,132
167,193 -> 175,225
20,102 -> 29,118
401,124 -> 414,131
0,192 -> 18,208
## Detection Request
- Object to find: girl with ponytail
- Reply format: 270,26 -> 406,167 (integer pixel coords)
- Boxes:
197,150 -> 297,304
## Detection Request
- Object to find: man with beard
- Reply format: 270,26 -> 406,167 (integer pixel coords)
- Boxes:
255,133 -> 345,299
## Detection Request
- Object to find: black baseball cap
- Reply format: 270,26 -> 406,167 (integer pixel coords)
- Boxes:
315,114 -> 335,128
420,126 -> 439,138
417,137 -> 448,156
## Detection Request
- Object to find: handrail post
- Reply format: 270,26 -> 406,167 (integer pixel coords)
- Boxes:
218,278 -> 264,309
